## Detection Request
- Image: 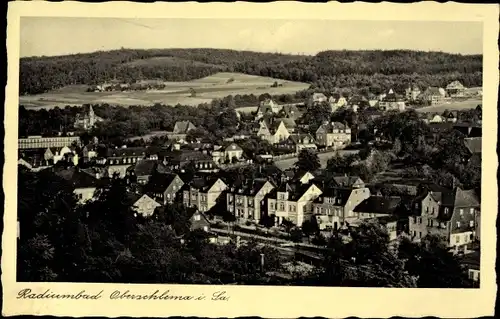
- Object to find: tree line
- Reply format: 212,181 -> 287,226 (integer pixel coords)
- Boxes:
20,48 -> 482,95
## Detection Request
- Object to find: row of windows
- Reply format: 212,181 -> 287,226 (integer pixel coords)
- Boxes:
108,157 -> 141,165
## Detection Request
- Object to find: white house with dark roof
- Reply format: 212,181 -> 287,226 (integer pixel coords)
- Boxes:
224,143 -> 244,162
308,93 -> 328,105
227,179 -> 276,222
446,80 -> 466,97
419,87 -> 446,105
267,182 -> 323,226
315,122 -> 352,148
53,167 -> 101,204
255,99 -> 281,119
182,177 -> 228,213
256,118 -> 292,144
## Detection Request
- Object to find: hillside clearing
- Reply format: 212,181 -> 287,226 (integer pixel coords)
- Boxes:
20,72 -> 309,110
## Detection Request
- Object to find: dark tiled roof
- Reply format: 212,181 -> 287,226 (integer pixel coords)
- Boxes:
129,160 -> 167,177
147,172 -> 182,192
464,137 -> 482,154
276,182 -> 318,201
441,187 -> 480,208
189,176 -> 222,192
106,147 -> 147,158
315,187 -> 353,206
230,179 -> 273,196
173,121 -> 196,134
332,176 -> 364,188
53,167 -> 101,189
353,196 -> 401,214
289,133 -> 315,145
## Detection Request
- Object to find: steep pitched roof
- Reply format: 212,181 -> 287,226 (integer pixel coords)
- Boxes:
353,196 -> 401,214
129,159 -> 167,177
446,80 -> 465,90
189,176 -> 223,192
464,137 -> 482,154
173,121 -> 196,134
224,143 -> 243,152
441,188 -> 480,208
332,176 -> 364,188
280,105 -> 303,119
289,133 -> 315,145
315,187 -> 353,206
316,122 -> 349,134
276,182 -> 319,201
274,118 -> 296,130
146,172 -> 182,192
53,167 -> 101,189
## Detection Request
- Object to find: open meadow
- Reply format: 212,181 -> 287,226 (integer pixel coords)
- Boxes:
415,96 -> 482,113
19,72 -> 310,110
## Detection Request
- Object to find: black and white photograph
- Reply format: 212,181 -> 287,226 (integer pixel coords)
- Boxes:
3,1 -> 498,318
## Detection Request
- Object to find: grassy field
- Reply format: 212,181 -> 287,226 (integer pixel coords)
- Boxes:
415,97 -> 482,113
20,72 -> 310,110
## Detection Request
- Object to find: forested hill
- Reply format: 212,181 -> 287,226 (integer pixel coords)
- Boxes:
20,48 -> 482,95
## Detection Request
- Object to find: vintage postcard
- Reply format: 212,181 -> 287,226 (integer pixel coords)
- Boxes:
2,1 -> 499,318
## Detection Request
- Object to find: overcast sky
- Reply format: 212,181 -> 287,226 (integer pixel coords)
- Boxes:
20,18 -> 483,57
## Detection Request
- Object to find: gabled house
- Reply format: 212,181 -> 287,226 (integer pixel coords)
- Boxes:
190,210 -> 211,232
128,193 -> 162,218
53,167 -> 101,204
293,171 -> 316,185
146,172 -> 185,204
331,175 -> 365,188
224,143 -> 244,162
419,87 -> 446,105
44,146 -> 79,166
74,105 -> 104,130
308,93 -> 328,105
255,99 -> 280,119
227,179 -> 276,222
167,121 -> 197,141
351,196 -> 402,226
182,177 -> 228,213
313,186 -> 371,230
267,182 -> 323,226
378,89 -> 406,111
408,187 -> 480,249
315,122 -> 352,149
278,133 -> 317,153
126,159 -> 168,185
278,104 -> 304,121
446,80 -> 466,97
256,118 -> 292,144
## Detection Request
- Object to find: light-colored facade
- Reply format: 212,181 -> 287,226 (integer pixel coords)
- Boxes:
257,120 -> 291,145
227,181 -> 275,222
315,122 -> 352,148
267,183 -> 323,226
131,194 -> 162,217
313,187 -> 371,229
224,143 -> 244,161
183,178 -> 228,213
19,136 -> 81,150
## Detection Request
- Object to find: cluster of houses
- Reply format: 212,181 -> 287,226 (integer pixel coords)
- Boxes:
23,146 -> 480,256
305,80 -> 480,112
